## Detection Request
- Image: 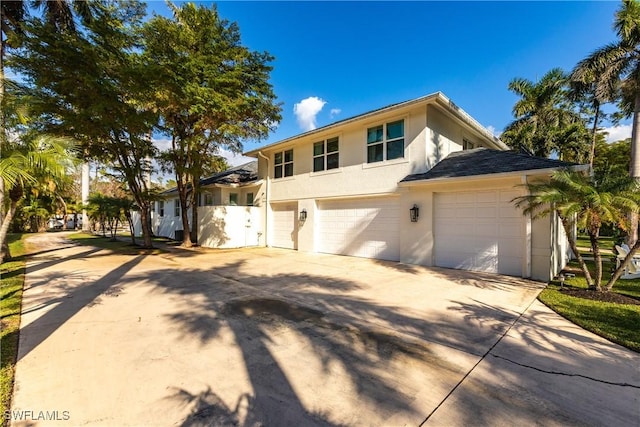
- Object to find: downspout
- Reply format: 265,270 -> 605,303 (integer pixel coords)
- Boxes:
257,151 -> 270,247
522,174 -> 532,278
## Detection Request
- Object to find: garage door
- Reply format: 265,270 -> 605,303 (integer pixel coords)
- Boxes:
434,189 -> 524,276
271,203 -> 298,249
317,197 -> 400,261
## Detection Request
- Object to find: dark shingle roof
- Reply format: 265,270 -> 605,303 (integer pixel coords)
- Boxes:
401,148 -> 578,183
162,161 -> 258,195
199,161 -> 257,186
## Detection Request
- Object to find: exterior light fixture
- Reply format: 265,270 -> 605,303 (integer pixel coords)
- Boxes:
299,209 -> 307,222
409,204 -> 419,222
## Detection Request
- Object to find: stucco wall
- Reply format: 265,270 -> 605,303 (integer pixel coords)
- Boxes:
198,206 -> 262,248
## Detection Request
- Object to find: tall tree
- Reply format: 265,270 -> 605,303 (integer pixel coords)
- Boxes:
572,0 -> 640,243
514,169 -> 639,291
8,0 -> 159,248
141,2 -> 281,247
501,68 -> 589,161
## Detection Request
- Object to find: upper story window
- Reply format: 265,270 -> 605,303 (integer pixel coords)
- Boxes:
313,137 -> 339,172
157,201 -> 165,217
229,193 -> 238,206
367,119 -> 404,163
463,139 -> 475,150
203,193 -> 214,206
246,192 -> 254,206
274,149 -> 293,178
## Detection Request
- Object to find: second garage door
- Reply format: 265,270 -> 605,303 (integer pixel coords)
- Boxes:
317,197 -> 400,261
271,203 -> 298,249
434,189 -> 524,276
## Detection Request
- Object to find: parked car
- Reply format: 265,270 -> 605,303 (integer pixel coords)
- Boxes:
47,218 -> 63,230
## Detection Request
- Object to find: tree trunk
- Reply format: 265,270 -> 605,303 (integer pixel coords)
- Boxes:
177,182 -> 192,248
138,205 -> 153,248
190,184 -> 199,245
589,230 -> 602,291
559,214 -> 595,288
589,104 -> 600,170
0,200 -> 18,264
627,93 -> 640,246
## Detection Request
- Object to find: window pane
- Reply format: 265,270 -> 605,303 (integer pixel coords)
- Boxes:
387,120 -> 404,139
327,152 -> 339,169
313,142 -> 324,156
387,139 -> 404,160
367,125 -> 383,144
275,165 -> 283,178
230,193 -> 238,206
246,193 -> 254,206
327,137 -> 339,153
284,149 -> 293,162
367,143 -> 383,163
284,163 -> 293,177
274,152 -> 282,164
313,156 -> 325,172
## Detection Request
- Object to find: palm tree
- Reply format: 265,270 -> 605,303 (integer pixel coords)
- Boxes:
514,169 -> 640,292
0,123 -> 77,262
502,68 -> 588,161
572,0 -> 640,243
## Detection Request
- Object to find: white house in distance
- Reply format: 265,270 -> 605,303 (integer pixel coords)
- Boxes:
149,92 -> 585,282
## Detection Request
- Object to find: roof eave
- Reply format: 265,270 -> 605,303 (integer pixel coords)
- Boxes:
399,164 -> 589,187
244,91 -> 472,157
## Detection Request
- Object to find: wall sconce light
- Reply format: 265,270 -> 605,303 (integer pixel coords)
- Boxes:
299,208 -> 307,222
409,204 -> 419,222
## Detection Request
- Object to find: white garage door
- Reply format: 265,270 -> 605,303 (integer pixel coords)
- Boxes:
271,203 -> 298,249
434,189 -> 524,276
317,197 -> 400,261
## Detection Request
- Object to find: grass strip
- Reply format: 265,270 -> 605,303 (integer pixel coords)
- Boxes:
1,234 -> 27,425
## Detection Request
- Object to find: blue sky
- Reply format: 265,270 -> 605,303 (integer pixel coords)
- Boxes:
150,1 -> 624,164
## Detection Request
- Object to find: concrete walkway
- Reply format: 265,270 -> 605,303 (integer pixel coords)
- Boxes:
9,232 -> 640,426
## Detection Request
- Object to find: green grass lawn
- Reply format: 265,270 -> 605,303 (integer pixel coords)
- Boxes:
1,234 -> 27,424
68,232 -> 165,255
539,254 -> 640,352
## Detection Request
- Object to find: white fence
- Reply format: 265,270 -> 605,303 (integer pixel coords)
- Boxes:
132,206 -> 262,249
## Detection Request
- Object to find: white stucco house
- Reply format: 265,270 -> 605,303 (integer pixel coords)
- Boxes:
145,92 -> 585,282
242,92 -> 585,282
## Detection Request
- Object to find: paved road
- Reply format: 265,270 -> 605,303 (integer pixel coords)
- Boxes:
9,232 -> 640,426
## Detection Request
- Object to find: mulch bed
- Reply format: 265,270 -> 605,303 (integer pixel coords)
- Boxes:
559,287 -> 640,306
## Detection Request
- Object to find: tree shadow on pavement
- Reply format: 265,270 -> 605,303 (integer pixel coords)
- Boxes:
145,260 -> 502,426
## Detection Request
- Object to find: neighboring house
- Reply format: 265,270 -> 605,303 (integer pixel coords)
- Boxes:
149,161 -> 265,248
242,92 -> 586,281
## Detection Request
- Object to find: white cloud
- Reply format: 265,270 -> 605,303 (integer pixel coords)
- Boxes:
217,147 -> 254,167
486,125 -> 502,137
330,108 -> 342,119
602,124 -> 632,143
293,96 -> 326,131
153,138 -> 172,152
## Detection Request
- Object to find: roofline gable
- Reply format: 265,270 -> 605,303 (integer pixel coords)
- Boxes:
244,92 -> 507,156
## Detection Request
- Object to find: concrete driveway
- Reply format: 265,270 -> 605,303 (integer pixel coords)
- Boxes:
9,233 -> 640,426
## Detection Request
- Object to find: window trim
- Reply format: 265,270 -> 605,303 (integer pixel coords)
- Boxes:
274,148 -> 294,179
313,136 -> 340,173
365,118 -> 406,164
158,200 -> 165,217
